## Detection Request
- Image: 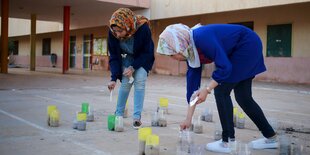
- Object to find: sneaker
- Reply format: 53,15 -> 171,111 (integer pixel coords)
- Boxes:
250,137 -> 278,149
133,120 -> 142,129
206,139 -> 231,153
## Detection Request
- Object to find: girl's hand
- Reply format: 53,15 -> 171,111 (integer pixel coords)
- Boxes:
123,66 -> 134,77
180,119 -> 192,130
108,81 -> 116,91
195,87 -> 211,104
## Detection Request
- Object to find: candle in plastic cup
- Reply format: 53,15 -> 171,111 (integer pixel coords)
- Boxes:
237,142 -> 251,155
47,105 -> 57,126
214,123 -> 222,140
158,98 -> 169,114
115,116 -> 124,132
158,109 -> 167,127
194,116 -> 203,134
77,112 -> 87,121
81,102 -> 89,113
49,109 -> 60,127
145,134 -> 160,155
87,106 -> 94,122
236,112 -> 245,129
107,114 -> 116,131
159,98 -> 168,107
151,111 -> 159,126
138,127 -> 152,155
47,105 -> 57,116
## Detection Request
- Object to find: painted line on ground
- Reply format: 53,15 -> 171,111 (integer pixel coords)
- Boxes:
0,109 -> 53,133
254,87 -> 310,95
0,108 -> 110,155
34,95 -> 80,107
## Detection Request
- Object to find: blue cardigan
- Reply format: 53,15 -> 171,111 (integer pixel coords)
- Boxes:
108,23 -> 155,81
186,24 -> 266,102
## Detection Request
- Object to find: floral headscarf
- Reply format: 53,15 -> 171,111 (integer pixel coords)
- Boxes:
157,23 -> 201,68
109,8 -> 149,39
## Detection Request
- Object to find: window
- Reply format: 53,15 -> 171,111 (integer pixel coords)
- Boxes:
267,24 -> 292,57
230,21 -> 254,30
9,40 -> 19,55
42,38 -> 51,55
93,38 -> 108,56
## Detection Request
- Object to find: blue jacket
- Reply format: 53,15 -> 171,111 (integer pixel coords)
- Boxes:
108,23 -> 155,81
186,24 -> 266,102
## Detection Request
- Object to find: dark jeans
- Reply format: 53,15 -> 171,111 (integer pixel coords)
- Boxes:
214,77 -> 275,142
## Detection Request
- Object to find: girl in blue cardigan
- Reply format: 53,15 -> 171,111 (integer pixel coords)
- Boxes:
157,23 -> 277,153
107,8 -> 154,129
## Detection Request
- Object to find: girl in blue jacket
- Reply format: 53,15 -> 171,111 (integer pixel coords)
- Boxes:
107,8 -> 154,129
157,23 -> 277,153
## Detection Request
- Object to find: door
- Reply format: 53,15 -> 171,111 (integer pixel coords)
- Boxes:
267,24 -> 292,57
69,36 -> 76,68
83,35 -> 91,69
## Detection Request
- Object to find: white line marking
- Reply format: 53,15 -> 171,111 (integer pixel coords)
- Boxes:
0,109 -> 53,133
0,109 -> 110,155
34,95 -> 79,107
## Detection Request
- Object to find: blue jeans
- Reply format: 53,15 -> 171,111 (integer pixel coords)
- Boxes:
214,77 -> 275,142
115,56 -> 147,120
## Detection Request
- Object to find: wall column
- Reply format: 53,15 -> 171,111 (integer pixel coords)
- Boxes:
0,0 -> 9,73
30,14 -> 36,71
62,6 -> 70,74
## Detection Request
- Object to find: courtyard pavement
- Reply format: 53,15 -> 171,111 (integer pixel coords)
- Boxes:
0,67 -> 309,155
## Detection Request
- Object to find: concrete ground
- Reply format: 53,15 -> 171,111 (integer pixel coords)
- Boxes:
0,67 -> 310,155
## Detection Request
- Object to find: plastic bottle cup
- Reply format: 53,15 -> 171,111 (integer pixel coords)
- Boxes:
81,102 -> 89,113
138,127 -> 152,155
159,98 -> 168,107
178,129 -> 193,153
47,105 -> 57,125
214,123 -> 222,140
77,112 -> 87,121
145,134 -> 160,155
115,116 -> 124,132
233,107 -> 238,127
236,112 -> 245,129
87,106 -> 94,122
204,108 -> 213,122
229,139 -> 238,155
107,114 -> 116,131
151,111 -> 159,127
49,109 -> 60,127
237,142 -> 251,155
77,121 -> 86,131
279,134 -> 291,155
72,119 -> 78,129
159,98 -> 168,114
193,116 -> 203,134
158,109 -> 167,127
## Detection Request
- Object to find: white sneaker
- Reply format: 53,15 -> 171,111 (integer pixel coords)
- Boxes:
250,137 -> 278,149
206,139 -> 231,153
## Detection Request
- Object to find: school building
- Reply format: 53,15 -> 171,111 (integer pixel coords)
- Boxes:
1,0 -> 310,84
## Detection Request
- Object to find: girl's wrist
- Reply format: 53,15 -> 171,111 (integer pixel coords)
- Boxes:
205,87 -> 212,94
128,66 -> 135,72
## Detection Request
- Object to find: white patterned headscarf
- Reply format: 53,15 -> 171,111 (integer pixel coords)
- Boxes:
157,23 -> 201,68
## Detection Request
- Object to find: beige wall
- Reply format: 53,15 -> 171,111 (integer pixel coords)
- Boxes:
0,18 -> 63,37
150,0 -> 310,20
198,3 -> 310,57
9,3 -> 310,84
151,3 -> 310,84
10,26 -> 110,69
